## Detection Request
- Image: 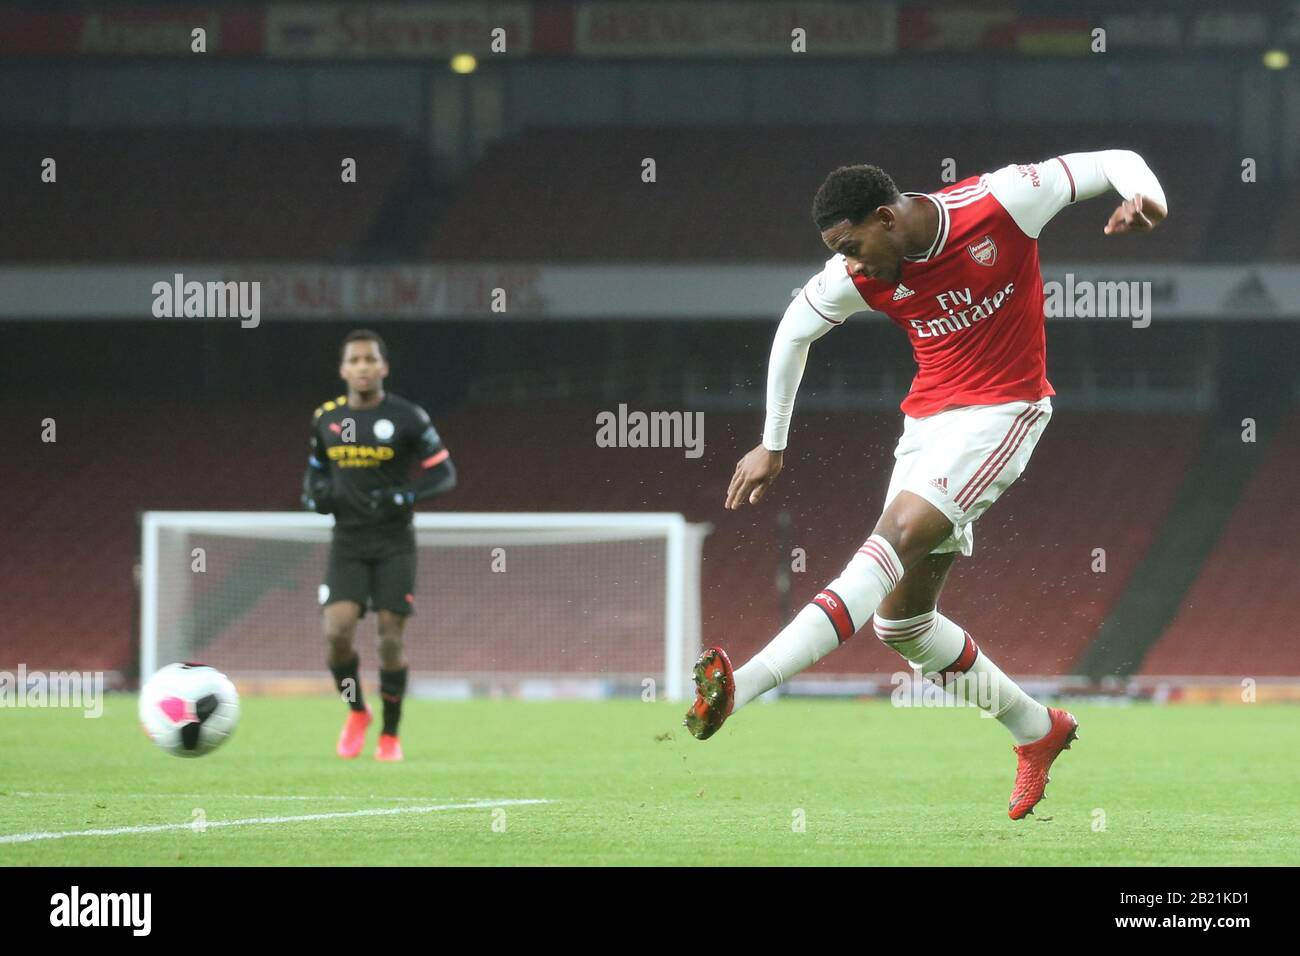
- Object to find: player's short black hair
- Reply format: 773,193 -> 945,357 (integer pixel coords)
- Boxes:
341,329 -> 387,362
812,165 -> 901,231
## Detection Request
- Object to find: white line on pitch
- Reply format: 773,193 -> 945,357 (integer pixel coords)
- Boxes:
0,798 -> 553,845
10,791 -> 486,803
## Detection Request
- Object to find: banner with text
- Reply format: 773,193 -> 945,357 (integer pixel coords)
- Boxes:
1,263 -> 1297,320
0,7 -> 264,56
573,2 -> 897,56
263,3 -> 533,58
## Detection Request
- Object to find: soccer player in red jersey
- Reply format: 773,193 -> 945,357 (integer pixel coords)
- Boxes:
685,152 -> 1167,818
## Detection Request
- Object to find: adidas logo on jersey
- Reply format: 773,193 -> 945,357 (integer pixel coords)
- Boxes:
928,477 -> 949,493
892,284 -> 916,301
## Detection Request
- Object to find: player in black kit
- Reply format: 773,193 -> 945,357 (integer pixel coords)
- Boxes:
301,330 -> 457,761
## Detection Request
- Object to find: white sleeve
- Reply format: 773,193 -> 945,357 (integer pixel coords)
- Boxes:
761,255 -> 869,451
986,150 -> 1168,239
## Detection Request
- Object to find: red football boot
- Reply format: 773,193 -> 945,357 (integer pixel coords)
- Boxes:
375,733 -> 404,762
336,705 -> 372,759
683,647 -> 735,740
1008,707 -> 1079,820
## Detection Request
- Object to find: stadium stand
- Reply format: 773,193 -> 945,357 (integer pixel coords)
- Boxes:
0,393 -> 1208,681
0,127 -> 417,262
426,123 -> 1227,264
1271,163 -> 1300,261
1141,402 -> 1300,676
781,408 -> 1210,679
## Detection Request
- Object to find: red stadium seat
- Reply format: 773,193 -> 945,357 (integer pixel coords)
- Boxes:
1141,404 -> 1300,676
0,397 -> 1210,680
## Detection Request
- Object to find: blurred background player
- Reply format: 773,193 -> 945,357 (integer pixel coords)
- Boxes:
301,329 -> 457,761
687,151 -> 1166,819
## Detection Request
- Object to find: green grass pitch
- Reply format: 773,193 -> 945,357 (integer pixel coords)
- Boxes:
2,696 -> 1297,866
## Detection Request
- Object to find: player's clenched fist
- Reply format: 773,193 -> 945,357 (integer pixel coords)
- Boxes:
726,444 -> 783,510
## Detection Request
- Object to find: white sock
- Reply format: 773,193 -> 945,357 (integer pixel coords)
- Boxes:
732,534 -> 903,710
873,610 -> 1052,744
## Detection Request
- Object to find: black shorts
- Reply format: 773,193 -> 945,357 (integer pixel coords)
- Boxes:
321,526 -> 417,617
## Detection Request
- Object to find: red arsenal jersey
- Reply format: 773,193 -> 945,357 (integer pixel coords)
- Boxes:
846,160 -> 1077,417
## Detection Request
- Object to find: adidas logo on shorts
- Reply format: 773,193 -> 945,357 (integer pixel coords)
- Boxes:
928,477 -> 949,493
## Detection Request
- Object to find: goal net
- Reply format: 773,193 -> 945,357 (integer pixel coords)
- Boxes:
140,512 -> 709,701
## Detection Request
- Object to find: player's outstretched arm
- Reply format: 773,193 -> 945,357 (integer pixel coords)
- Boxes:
989,150 -> 1167,240
729,261 -> 862,510
1058,150 -> 1169,235
1062,150 -> 1168,234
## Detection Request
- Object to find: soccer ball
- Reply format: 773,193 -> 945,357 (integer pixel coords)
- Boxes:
138,663 -> 240,757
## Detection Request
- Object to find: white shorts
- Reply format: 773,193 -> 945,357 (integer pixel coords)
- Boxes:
882,396 -> 1052,557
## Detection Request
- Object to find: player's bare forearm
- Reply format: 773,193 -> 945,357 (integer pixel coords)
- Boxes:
726,445 -> 783,510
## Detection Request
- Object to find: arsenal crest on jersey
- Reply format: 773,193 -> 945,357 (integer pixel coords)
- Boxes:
967,235 -> 998,266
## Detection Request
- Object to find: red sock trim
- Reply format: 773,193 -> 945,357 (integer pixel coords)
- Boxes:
938,632 -> 980,685
811,588 -> 855,644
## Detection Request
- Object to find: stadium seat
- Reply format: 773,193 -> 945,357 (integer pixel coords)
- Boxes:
1141,404 -> 1300,676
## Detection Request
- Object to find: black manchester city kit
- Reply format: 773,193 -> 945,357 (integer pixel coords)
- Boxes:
302,392 -> 455,617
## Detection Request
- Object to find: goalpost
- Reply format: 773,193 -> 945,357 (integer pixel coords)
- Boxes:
140,512 -> 710,701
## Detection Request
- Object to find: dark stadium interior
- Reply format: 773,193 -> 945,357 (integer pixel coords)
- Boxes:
3,317 -> 1297,682
2,0 -> 1298,693
8,0 -> 1300,887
